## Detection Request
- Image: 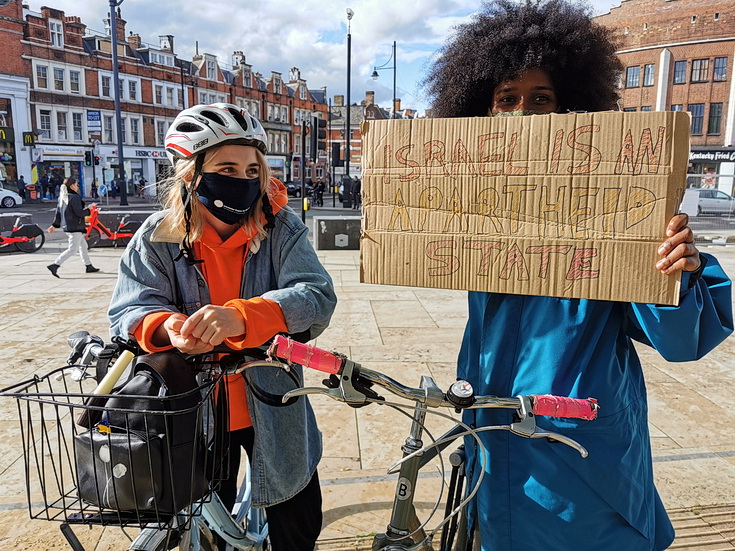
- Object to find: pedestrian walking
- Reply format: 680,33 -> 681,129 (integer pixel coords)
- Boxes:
40,173 -> 49,199
90,179 -> 99,199
424,1 -> 733,549
46,177 -> 100,277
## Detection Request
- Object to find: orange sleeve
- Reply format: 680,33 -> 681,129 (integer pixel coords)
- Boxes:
223,297 -> 288,349
132,311 -> 180,353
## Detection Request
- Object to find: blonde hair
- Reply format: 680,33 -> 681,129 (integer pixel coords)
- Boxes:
159,146 -> 273,243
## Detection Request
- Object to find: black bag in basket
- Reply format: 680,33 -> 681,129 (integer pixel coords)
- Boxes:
74,352 -> 211,515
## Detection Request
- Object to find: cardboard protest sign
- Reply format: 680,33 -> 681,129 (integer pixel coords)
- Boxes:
360,111 -> 690,305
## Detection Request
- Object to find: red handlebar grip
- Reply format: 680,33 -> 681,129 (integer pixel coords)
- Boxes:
531,395 -> 599,420
269,335 -> 342,375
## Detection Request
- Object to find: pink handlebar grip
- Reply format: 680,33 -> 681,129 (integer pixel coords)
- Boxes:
269,335 -> 343,375
531,395 -> 599,420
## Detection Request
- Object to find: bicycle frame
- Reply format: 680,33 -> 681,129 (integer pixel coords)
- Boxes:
85,205 -> 135,247
0,216 -> 45,252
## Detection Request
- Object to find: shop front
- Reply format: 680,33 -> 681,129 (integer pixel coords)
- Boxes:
688,148 -> 735,195
34,145 -> 86,198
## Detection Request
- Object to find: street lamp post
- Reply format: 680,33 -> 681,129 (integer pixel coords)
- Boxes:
109,0 -> 128,206
345,8 -> 354,192
371,41 -> 397,118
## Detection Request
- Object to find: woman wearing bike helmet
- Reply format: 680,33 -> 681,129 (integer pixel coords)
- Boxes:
424,1 -> 733,550
109,103 -> 336,550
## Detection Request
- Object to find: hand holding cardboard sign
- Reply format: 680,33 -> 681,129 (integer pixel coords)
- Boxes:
656,213 -> 700,275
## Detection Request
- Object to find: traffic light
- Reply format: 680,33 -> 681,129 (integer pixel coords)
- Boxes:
94,155 -> 100,166
310,116 -> 326,162
331,142 -> 343,167
84,151 -> 92,166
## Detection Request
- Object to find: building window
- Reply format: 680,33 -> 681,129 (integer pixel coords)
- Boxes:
49,20 -> 63,47
36,65 -> 48,88
178,88 -> 184,108
155,85 -> 162,104
54,68 -> 65,91
641,106 -> 652,111
128,81 -> 137,101
39,110 -> 52,139
274,79 -> 282,94
199,91 -> 207,104
120,117 -> 127,143
131,118 -> 140,144
691,15 -> 697,24
643,64 -> 655,86
623,107 -> 637,112
671,104 -> 683,112
691,59 -> 709,82
673,61 -> 686,84
166,87 -> 174,106
101,75 -> 111,97
281,106 -> 288,123
207,60 -> 216,80
72,112 -> 83,140
70,70 -> 80,93
688,103 -> 704,134
625,66 -> 640,88
713,57 -> 727,81
104,115 -> 113,142
118,79 -> 124,100
156,120 -> 166,145
714,12 -> 719,21
57,112 -> 67,141
300,85 -> 306,100
708,103 -> 722,135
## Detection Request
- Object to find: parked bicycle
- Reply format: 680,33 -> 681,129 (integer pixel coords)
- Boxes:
84,204 -> 140,248
0,215 -> 45,253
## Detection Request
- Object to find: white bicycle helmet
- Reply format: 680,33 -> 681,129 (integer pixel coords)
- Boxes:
165,103 -> 268,163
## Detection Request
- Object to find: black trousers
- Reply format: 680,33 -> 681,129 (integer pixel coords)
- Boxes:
218,427 -> 323,551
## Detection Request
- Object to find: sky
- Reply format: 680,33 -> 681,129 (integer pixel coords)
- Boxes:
27,0 -> 625,115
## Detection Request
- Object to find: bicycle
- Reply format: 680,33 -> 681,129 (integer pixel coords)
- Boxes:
0,332 -> 271,551
265,335 -> 599,551
84,204 -> 139,248
0,215 -> 45,253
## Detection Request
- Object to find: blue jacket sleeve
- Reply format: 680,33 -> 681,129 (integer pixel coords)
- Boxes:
628,253 -> 733,361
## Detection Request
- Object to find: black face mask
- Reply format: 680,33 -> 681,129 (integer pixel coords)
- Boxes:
195,173 -> 261,225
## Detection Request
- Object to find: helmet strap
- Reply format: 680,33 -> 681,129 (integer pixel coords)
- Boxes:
174,155 -> 205,265
262,191 -> 275,229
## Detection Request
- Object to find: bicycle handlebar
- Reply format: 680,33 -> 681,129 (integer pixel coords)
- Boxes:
268,335 -> 599,421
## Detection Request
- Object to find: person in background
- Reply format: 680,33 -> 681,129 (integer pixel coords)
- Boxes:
90,179 -> 99,199
46,177 -> 100,277
17,175 -> 26,199
40,172 -> 49,200
108,103 -> 336,551
350,175 -> 361,210
423,1 -> 734,549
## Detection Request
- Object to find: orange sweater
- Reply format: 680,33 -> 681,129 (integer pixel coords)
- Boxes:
134,181 -> 290,430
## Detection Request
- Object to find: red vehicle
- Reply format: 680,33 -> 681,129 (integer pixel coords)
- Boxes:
0,216 -> 45,253
84,204 -> 139,248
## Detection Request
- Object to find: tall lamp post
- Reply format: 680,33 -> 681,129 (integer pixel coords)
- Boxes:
109,0 -> 128,205
345,8 -> 354,188
371,40 -> 397,118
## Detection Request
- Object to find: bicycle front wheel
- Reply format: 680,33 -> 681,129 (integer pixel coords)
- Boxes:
15,228 -> 45,253
86,228 -> 101,248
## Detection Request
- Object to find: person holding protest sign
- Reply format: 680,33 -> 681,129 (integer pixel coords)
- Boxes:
424,1 -> 733,549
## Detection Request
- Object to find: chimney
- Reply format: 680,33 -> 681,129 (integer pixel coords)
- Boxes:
128,32 -> 141,50
232,50 -> 244,66
395,98 -> 401,112
365,91 -> 375,105
334,95 -> 344,107
159,34 -> 174,52
289,67 -> 301,81
115,8 -> 126,43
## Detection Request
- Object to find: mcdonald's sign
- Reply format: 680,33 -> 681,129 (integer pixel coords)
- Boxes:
0,127 -> 15,142
23,132 -> 35,146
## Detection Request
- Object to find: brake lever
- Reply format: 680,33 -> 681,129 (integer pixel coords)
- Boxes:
509,396 -> 589,458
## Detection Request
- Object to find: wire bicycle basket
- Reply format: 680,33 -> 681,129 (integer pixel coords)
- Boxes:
1,362 -> 227,531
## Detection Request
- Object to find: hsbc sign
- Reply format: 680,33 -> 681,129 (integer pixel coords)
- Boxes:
134,149 -> 167,158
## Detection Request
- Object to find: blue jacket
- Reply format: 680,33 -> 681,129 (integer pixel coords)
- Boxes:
108,206 -> 337,507
458,254 -> 733,550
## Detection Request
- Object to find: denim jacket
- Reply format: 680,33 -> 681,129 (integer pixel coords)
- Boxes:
108,206 -> 337,507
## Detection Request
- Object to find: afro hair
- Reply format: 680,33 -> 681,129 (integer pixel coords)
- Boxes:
424,0 -> 623,117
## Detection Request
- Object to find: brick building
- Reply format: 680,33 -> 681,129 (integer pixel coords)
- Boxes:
0,0 -> 328,199
596,0 -> 735,194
